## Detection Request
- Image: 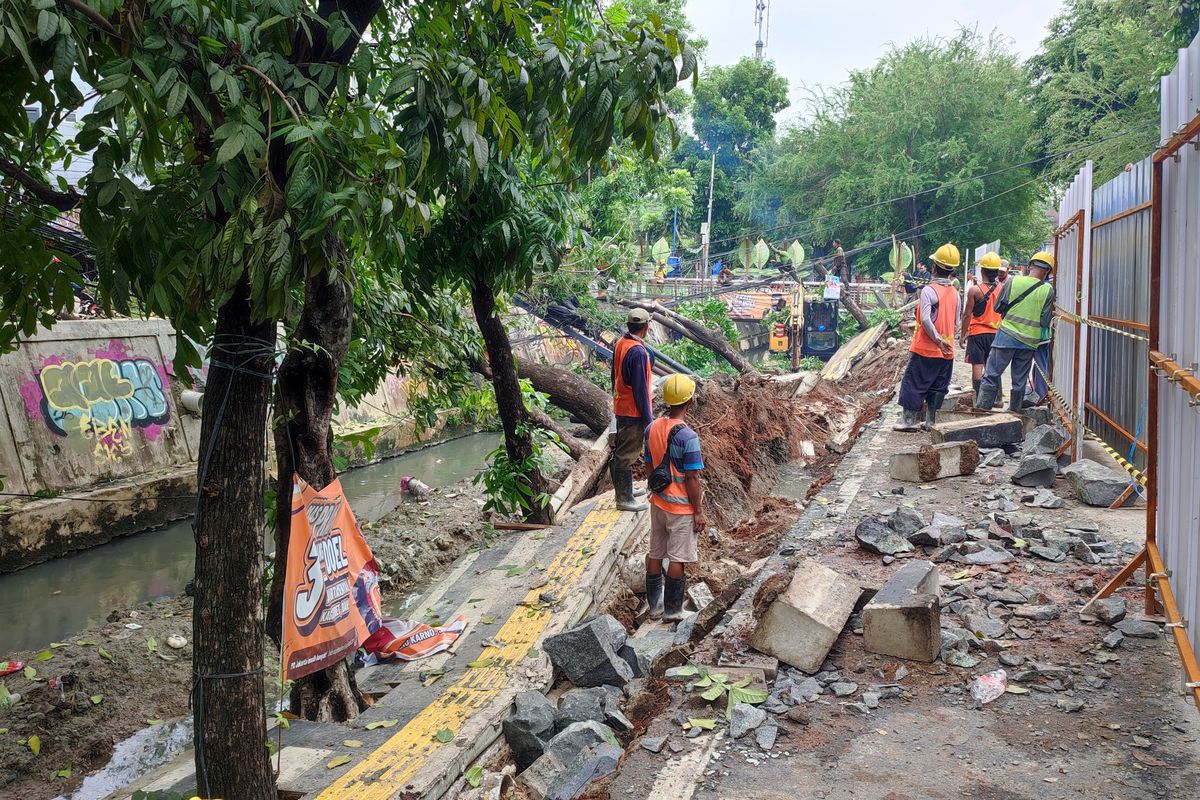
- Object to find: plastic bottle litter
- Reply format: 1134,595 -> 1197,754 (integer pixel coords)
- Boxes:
400,476 -> 433,500
970,669 -> 1008,706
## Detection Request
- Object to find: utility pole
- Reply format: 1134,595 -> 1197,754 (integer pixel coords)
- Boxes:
754,0 -> 768,60
701,152 -> 716,296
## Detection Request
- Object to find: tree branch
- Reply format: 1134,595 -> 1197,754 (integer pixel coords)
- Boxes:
0,156 -> 81,211
58,0 -> 119,40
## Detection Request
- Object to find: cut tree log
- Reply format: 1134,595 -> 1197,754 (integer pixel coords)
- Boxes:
556,436 -> 614,513
526,406 -> 587,461
840,292 -> 871,331
515,360 -> 612,435
618,298 -> 757,374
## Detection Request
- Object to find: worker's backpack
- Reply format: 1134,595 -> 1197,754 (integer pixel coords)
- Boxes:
648,424 -> 687,495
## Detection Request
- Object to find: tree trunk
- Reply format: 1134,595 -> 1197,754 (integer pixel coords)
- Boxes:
841,292 -> 871,331
559,440 -> 614,513
516,361 -> 611,434
470,273 -> 554,524
192,280 -> 276,800
266,267 -> 367,722
526,405 -> 587,460
619,298 -> 757,374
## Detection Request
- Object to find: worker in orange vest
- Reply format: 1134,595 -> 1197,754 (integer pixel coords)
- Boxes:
611,308 -> 654,511
959,251 -> 1004,403
643,374 -> 706,621
895,243 -> 961,431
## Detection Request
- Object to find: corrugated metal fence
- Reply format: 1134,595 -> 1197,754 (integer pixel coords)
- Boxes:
1054,163 -> 1093,457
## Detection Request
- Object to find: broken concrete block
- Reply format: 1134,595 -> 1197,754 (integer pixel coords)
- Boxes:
521,738 -> 623,800
750,559 -> 862,673
728,703 -> 767,739
1022,424 -> 1069,455
619,554 -> 646,594
1029,545 -> 1066,562
855,518 -> 914,556
1072,540 -> 1101,565
555,689 -> 606,732
1061,459 -> 1130,507
888,507 -> 925,536
1017,405 -> 1055,429
504,691 -> 558,770
1011,453 -> 1058,487
687,582 -> 715,612
863,560 -> 941,662
931,413 -> 1024,448
888,440 -> 980,483
544,616 -> 634,687
1091,596 -> 1127,625
1114,618 -> 1161,638
618,627 -> 674,678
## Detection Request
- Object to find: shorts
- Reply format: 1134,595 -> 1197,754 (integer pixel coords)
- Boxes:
648,504 -> 698,563
611,417 -> 645,470
965,332 -> 996,365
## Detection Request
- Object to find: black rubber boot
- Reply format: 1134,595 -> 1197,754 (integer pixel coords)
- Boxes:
922,392 -> 945,430
663,575 -> 687,621
893,407 -> 922,431
975,384 -> 999,410
645,572 -> 664,619
972,379 -> 982,403
1009,391 -> 1025,412
614,468 -> 648,512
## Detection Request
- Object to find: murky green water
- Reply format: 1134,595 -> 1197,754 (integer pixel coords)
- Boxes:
0,431 -> 500,655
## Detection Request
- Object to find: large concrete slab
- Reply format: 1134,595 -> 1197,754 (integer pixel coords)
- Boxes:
749,559 -> 861,673
930,413 -> 1024,448
862,560 -> 940,662
888,441 -> 979,483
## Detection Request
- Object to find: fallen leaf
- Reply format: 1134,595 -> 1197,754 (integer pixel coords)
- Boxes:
147,636 -> 158,653
326,754 -> 352,769
1005,685 -> 1030,694
526,648 -> 539,660
466,765 -> 484,788
56,765 -> 71,779
467,659 -> 493,669
688,718 -> 716,730
28,735 -> 41,756
1043,776 -> 1059,783
23,666 -> 37,681
1132,751 -> 1168,767
49,642 -> 70,649
505,565 -> 529,577
90,695 -> 103,705
434,727 -> 454,743
145,719 -> 163,726
420,669 -> 445,688
75,640 -> 95,646
480,615 -> 496,625
364,719 -> 398,730
342,739 -> 364,748
468,598 -> 485,604
952,570 -> 970,581
481,637 -> 506,649
35,651 -> 54,662
98,648 -> 113,661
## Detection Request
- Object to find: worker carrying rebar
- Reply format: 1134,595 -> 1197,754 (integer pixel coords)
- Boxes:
643,374 -> 706,621
611,308 -> 654,512
974,251 -> 1056,411
959,251 -> 1005,403
895,243 -> 961,432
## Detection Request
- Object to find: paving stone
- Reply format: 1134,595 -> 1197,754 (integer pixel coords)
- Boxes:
829,681 -> 859,697
958,545 -> 1013,566
931,413 -> 1025,448
1102,630 -> 1125,649
888,507 -> 926,536
1072,541 -> 1101,565
751,559 -> 862,672
863,559 -> 941,662
1017,406 -> 1055,428
855,518 -> 915,556
687,582 -> 715,612
729,703 -> 768,739
1114,618 -> 1161,638
1022,424 -> 1069,455
1029,545 -> 1066,562
544,616 -> 634,687
1061,459 -> 1130,507
1012,604 -> 1060,621
555,689 -> 606,732
963,613 -> 1007,639
755,723 -> 778,751
945,650 -> 981,669
790,677 -> 824,703
1055,698 -> 1085,713
619,627 -> 674,678
889,441 -> 980,482
999,652 -> 1024,667
639,735 -> 667,754
1026,488 -> 1065,509
1011,453 -> 1058,487
503,691 -> 558,771
1092,597 -> 1127,625
862,691 -> 881,709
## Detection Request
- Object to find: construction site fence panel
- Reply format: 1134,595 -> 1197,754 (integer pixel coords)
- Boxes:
1157,32 -> 1200,682
1087,156 -> 1152,468
1054,162 -> 1093,456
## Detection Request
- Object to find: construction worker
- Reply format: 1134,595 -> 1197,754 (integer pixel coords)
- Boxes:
831,239 -> 851,283
974,252 -> 1056,410
643,374 -> 706,621
611,308 -> 654,512
895,244 -> 961,431
959,251 -> 1004,402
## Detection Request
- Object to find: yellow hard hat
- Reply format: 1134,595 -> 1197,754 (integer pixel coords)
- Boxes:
979,252 -> 1002,270
662,373 -> 697,407
931,243 -> 961,269
1029,251 -> 1055,272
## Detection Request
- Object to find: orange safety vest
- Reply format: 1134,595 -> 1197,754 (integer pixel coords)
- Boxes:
910,282 -> 958,360
968,280 -> 1003,337
612,334 -> 651,418
647,418 -> 694,515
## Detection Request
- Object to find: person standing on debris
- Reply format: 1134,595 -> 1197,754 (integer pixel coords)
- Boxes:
611,308 -> 654,512
974,251 -> 1056,411
643,374 -> 706,621
895,244 -> 961,432
959,252 -> 1004,403
831,239 -> 851,283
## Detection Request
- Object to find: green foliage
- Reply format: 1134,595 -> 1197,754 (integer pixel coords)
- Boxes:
749,30 -> 1048,276
444,383 -> 501,431
867,307 -> 902,329
655,298 -> 738,377
798,355 -> 825,371
837,314 -> 862,343
672,665 -> 769,715
473,422 -> 564,518
1029,0 -> 1179,185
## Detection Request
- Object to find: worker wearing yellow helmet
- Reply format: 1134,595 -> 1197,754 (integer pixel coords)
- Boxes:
974,251 -> 1057,410
958,251 -> 1004,403
895,243 -> 962,431
642,373 -> 706,621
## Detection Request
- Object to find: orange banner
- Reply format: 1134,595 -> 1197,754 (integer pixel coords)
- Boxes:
282,476 -> 383,681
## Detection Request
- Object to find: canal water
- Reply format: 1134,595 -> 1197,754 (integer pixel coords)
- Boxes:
0,431 -> 501,655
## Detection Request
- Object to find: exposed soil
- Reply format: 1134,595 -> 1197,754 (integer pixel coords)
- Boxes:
0,480 -> 497,800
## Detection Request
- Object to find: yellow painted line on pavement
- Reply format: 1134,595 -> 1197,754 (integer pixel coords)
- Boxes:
315,502 -> 623,799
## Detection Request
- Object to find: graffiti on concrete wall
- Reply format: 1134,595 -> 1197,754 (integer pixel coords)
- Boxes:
19,342 -> 174,463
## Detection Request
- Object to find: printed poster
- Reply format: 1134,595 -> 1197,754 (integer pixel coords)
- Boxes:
282,476 -> 383,680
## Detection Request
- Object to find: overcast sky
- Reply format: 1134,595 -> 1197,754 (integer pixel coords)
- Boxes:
685,0 -> 1066,123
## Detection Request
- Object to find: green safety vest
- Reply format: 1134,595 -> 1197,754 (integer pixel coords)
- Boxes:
999,275 -> 1052,349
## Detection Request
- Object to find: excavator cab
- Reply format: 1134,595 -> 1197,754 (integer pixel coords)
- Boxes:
802,299 -> 840,358
768,323 -> 789,352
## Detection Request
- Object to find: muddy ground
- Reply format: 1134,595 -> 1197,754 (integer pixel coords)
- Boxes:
0,480 -> 500,800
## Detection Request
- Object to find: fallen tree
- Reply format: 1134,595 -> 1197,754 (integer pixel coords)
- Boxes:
516,361 -> 612,434
617,298 -> 758,375
527,406 -> 588,461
